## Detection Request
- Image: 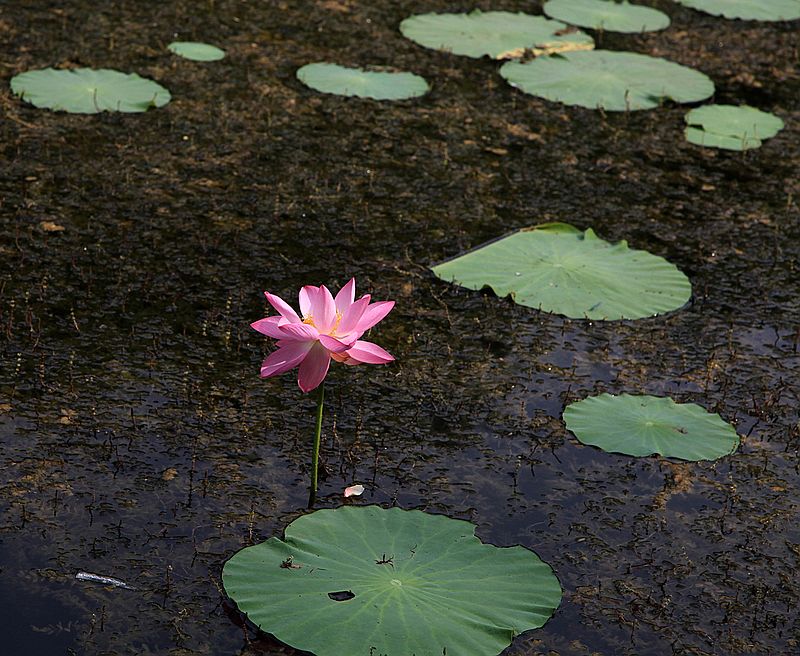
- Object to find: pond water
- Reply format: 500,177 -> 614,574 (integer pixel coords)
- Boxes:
1,0 -> 799,654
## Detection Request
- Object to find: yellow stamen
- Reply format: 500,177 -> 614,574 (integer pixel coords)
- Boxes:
302,316 -> 315,327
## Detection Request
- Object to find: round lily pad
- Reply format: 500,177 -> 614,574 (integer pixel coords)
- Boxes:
296,63 -> 429,100
168,41 -> 225,61
399,10 -> 594,59
431,223 -> 691,320
543,0 -> 670,33
223,506 -> 562,656
684,104 -> 784,151
563,393 -> 740,460
674,0 -> 800,21
500,50 -> 714,111
10,68 -> 171,113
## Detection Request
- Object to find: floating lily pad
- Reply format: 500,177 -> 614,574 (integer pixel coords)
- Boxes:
223,506 -> 561,656
543,0 -> 670,32
10,68 -> 171,113
684,104 -> 784,151
168,41 -> 226,61
500,50 -> 714,111
432,223 -> 690,320
563,393 -> 740,460
296,63 -> 429,100
399,10 -> 594,59
674,0 -> 800,21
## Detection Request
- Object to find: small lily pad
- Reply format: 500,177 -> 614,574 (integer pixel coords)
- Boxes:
10,68 -> 171,113
675,0 -> 800,21
543,0 -> 670,33
431,223 -> 691,320
296,63 -> 429,100
399,10 -> 594,59
684,104 -> 784,151
500,50 -> 714,111
563,393 -> 740,460
223,506 -> 562,656
168,41 -> 226,61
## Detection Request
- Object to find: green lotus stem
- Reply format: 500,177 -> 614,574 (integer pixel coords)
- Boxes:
308,382 -> 325,507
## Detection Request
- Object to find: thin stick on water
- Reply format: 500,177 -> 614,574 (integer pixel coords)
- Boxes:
308,382 -> 325,508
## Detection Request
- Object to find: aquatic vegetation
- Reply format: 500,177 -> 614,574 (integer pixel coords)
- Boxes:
399,10 -> 594,59
10,68 -> 171,113
253,279 -> 394,500
563,393 -> 740,460
296,63 -> 429,100
167,41 -> 226,61
684,104 -> 784,151
674,0 -> 800,21
500,50 -> 714,111
543,0 -> 670,33
223,506 -> 561,656
432,223 -> 691,320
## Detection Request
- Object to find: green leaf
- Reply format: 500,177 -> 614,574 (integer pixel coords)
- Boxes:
223,506 -> 561,656
399,10 -> 594,59
168,41 -> 226,61
500,50 -> 714,111
10,68 -> 171,114
684,104 -> 784,151
563,393 -> 740,460
296,63 -> 429,100
543,0 -> 670,33
431,223 -> 691,320
674,0 -> 800,21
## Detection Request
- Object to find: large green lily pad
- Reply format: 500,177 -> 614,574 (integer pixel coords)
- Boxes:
543,0 -> 670,33
563,393 -> 740,460
500,50 -> 714,111
674,0 -> 800,21
168,41 -> 226,61
431,223 -> 691,320
399,10 -> 594,59
684,104 -> 784,151
10,68 -> 171,113
223,506 -> 561,656
296,63 -> 429,100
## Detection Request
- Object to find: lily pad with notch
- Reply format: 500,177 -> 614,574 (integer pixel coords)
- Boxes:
500,50 -> 714,111
674,0 -> 800,21
684,104 -> 784,151
431,223 -> 691,320
168,41 -> 226,61
223,505 -> 562,656
563,393 -> 740,460
543,0 -> 670,33
296,62 -> 429,100
399,10 -> 594,59
10,68 -> 171,113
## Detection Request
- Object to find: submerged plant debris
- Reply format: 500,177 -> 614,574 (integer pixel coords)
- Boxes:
1,1 -> 799,655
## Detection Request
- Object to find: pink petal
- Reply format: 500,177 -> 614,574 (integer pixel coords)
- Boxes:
299,285 -> 319,319
344,340 -> 395,365
297,342 -> 331,392
334,278 -> 356,313
344,484 -> 365,498
336,295 -> 371,337
251,316 -> 287,339
353,301 -> 395,335
264,292 -> 301,324
319,334 -> 349,353
260,341 -> 313,378
278,322 -> 319,341
310,285 -> 337,333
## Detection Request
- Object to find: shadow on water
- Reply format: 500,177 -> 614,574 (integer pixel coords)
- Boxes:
1,0 -> 799,654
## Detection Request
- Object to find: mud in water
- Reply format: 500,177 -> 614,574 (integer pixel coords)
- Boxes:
1,0 -> 799,654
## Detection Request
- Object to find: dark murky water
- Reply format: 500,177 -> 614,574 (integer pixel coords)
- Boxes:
1,0 -> 799,654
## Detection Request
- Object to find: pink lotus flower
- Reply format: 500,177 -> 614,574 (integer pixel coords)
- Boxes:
252,279 -> 395,393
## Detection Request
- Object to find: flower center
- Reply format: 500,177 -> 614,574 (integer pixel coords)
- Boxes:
302,316 -> 316,327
